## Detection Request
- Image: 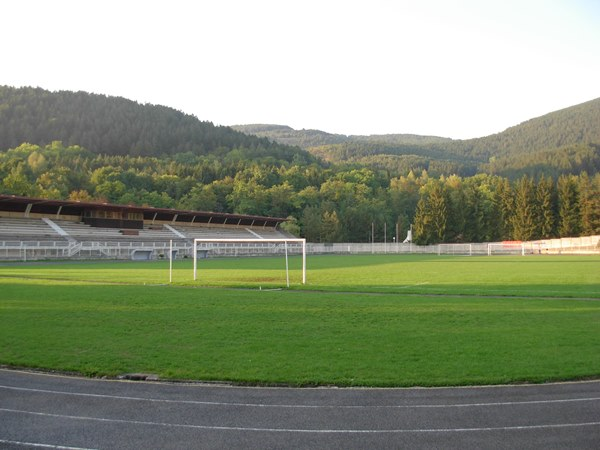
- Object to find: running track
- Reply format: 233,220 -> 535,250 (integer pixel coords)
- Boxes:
1,369 -> 599,449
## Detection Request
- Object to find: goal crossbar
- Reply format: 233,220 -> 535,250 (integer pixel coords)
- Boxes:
193,238 -> 306,285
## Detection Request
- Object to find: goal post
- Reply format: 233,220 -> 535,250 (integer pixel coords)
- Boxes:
193,238 -> 306,286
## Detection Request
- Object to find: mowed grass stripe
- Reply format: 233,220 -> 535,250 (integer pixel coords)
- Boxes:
1,255 -> 599,386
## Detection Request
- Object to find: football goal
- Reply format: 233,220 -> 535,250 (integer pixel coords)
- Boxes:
487,241 -> 543,256
193,238 -> 306,286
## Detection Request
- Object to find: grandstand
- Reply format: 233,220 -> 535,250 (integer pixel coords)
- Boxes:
0,194 -> 292,261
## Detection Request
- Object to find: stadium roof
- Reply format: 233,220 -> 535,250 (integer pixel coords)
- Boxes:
0,194 -> 287,228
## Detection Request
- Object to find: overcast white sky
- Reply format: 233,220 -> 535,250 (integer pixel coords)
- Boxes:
2,0 -> 599,139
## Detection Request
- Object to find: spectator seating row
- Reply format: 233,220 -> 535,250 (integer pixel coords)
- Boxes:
0,217 -> 293,245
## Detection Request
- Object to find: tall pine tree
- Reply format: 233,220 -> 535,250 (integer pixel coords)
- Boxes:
557,175 -> 581,237
413,181 -> 447,244
511,175 -> 537,241
578,172 -> 600,235
492,177 -> 514,240
535,174 -> 557,239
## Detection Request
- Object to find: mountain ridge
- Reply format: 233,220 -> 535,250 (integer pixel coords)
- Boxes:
0,86 -> 315,165
233,97 -> 600,154
233,97 -> 600,177
231,124 -> 453,148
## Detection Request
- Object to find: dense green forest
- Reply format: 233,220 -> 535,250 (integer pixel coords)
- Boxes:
1,86 -> 599,243
1,142 -> 598,243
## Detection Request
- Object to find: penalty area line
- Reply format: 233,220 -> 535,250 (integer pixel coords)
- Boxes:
398,282 -> 430,289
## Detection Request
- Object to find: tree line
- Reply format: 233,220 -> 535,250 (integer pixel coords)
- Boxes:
308,141 -> 600,180
1,142 -> 598,243
412,172 -> 599,244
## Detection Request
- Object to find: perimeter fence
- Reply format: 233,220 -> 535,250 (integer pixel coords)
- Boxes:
308,235 -> 600,256
1,235 -> 598,261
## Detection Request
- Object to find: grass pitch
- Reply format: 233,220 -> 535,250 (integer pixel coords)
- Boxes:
1,254 -> 599,386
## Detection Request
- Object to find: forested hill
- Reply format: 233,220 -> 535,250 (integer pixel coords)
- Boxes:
234,98 -> 600,178
230,124 -> 350,148
3,85 -> 597,178
0,86 -> 314,164
462,97 -> 600,159
451,97 -> 600,177
235,98 -> 600,156
231,124 -> 452,149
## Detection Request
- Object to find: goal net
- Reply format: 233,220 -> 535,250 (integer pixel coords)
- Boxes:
193,238 -> 306,286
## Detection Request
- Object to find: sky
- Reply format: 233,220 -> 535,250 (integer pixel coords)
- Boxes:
2,0 -> 600,139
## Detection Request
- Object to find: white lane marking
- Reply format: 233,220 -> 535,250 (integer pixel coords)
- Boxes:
1,384 -> 600,409
1,408 -> 600,434
0,439 -> 96,450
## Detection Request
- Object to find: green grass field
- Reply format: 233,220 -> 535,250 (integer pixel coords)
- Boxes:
1,254 -> 599,386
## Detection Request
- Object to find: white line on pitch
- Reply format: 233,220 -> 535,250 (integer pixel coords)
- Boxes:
398,282 -> 430,289
2,385 -> 600,409
1,408 -> 600,434
0,439 -> 96,450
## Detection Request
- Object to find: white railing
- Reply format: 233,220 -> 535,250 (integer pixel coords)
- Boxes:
67,242 -> 82,257
307,237 -> 599,256
0,235 -> 598,261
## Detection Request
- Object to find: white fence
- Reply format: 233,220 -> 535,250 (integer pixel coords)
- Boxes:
307,242 -> 486,255
532,235 -> 600,254
308,236 -> 600,256
0,235 -> 598,261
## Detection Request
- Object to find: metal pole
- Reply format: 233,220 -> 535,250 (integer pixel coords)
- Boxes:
302,239 -> 306,284
193,240 -> 197,280
285,241 -> 289,288
384,222 -> 387,253
169,240 -> 173,283
371,222 -> 374,254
